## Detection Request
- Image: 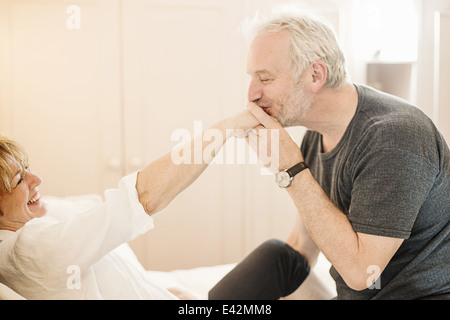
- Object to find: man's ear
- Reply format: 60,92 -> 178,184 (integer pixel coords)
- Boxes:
310,60 -> 328,93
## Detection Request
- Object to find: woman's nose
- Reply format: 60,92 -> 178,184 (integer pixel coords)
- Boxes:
27,171 -> 42,189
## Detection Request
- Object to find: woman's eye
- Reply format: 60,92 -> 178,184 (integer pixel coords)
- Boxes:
13,176 -> 24,189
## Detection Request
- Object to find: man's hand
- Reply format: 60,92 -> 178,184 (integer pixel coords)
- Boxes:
246,102 -> 304,172
246,101 -> 284,130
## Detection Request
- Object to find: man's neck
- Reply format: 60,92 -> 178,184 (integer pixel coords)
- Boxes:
305,83 -> 359,153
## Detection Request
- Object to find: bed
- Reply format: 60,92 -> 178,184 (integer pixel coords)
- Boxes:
0,195 -> 336,300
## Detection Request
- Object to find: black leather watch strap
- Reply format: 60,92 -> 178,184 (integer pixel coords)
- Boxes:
286,162 -> 308,178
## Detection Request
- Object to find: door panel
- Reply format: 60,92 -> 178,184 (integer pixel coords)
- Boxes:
0,0 -> 122,196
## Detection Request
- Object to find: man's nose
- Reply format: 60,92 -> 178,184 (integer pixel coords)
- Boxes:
248,80 -> 263,102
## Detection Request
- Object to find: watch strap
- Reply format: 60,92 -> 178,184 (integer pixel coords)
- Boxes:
286,162 -> 308,178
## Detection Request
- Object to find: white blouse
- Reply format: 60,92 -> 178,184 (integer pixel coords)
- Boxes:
0,172 -> 177,300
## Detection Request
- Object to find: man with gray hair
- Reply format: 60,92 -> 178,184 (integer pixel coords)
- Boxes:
209,9 -> 450,300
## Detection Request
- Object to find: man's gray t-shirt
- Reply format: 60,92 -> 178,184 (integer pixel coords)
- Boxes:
301,84 -> 450,300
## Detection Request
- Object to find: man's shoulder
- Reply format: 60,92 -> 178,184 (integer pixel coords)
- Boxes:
356,84 -> 429,126
355,85 -> 438,150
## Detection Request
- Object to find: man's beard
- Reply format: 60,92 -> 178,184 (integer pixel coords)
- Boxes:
255,80 -> 314,128
277,81 -> 313,127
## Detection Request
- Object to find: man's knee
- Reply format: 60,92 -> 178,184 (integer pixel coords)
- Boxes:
260,239 -> 311,295
254,239 -> 308,267
254,239 -> 290,259
209,239 -> 311,300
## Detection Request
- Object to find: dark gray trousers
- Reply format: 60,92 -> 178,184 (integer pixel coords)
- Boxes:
208,239 -> 310,300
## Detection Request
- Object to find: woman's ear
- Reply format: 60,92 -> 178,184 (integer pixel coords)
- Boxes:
310,60 -> 328,93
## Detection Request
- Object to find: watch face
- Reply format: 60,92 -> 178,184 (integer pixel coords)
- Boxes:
275,171 -> 292,188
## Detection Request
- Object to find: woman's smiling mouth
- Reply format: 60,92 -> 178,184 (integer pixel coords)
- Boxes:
27,192 -> 41,205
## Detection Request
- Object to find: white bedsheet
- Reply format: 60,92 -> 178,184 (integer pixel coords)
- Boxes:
144,253 -> 336,300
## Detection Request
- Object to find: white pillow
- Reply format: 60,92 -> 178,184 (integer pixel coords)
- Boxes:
0,282 -> 26,300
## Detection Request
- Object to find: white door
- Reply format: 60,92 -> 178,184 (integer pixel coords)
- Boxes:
0,0 -> 123,196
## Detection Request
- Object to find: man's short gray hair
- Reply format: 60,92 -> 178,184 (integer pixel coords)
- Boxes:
244,6 -> 348,88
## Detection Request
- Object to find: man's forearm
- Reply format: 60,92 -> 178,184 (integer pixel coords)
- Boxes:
287,170 -> 403,291
286,171 -> 366,286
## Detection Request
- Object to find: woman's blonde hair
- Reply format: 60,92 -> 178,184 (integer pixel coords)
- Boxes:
0,137 -> 28,194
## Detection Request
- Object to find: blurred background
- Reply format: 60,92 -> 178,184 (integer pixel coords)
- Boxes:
1,0 -> 449,271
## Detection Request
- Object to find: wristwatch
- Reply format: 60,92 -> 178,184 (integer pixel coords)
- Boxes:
275,162 -> 308,188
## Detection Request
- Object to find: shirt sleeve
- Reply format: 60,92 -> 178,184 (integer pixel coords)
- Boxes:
4,172 -> 154,279
348,148 -> 438,239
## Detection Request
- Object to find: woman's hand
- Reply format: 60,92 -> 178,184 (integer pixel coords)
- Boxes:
220,110 -> 261,139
